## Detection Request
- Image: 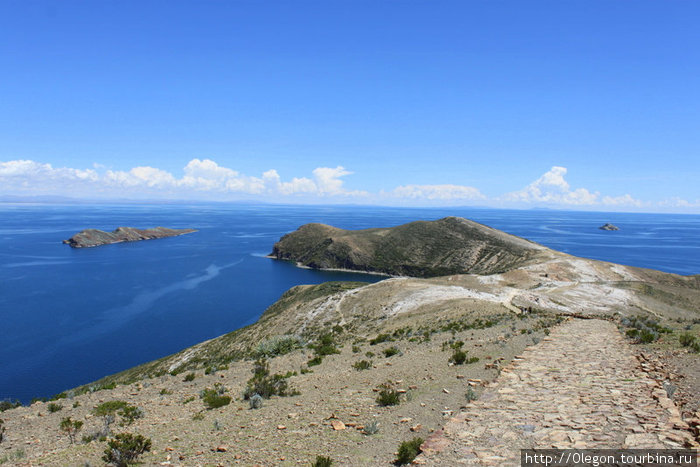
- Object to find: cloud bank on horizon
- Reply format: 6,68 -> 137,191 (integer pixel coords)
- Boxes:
0,158 -> 697,212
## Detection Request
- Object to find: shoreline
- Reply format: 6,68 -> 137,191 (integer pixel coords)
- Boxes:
265,254 -> 399,278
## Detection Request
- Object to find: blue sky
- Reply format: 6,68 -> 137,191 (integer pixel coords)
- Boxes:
1,1 -> 698,211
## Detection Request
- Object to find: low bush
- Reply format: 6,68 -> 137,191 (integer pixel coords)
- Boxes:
47,403 -> 63,413
118,405 -> 144,426
59,417 -> 83,444
312,455 -> 333,467
396,437 -> 424,465
243,359 -> 298,400
0,400 -> 21,412
313,333 -> 340,357
679,333 -> 696,347
307,356 -> 323,367
370,333 -> 393,345
183,373 -> 196,382
103,433 -> 151,466
353,360 -> 372,371
254,335 -> 304,358
200,387 -> 231,409
376,383 -> 401,407
383,346 -> 400,357
362,420 -> 380,435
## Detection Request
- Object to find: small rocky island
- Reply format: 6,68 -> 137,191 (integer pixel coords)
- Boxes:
599,223 -> 620,231
63,226 -> 197,248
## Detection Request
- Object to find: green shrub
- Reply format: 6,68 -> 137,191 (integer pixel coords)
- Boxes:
0,400 -> 21,412
307,356 -> 323,367
465,387 -> 478,403
200,388 -> 231,409
314,333 -> 340,357
159,388 -> 172,395
102,433 -> 151,466
118,405 -> 144,426
0,418 -> 5,444
47,403 -> 63,413
254,335 -> 304,358
691,341 -> 700,353
312,455 -> 333,467
376,384 -> 401,407
59,417 -> 83,444
370,333 -> 393,345
353,360 -> 372,371
183,373 -> 196,382
396,437 -> 424,465
93,401 -> 128,418
383,346 -> 400,357
639,329 -> 657,344
243,359 -> 298,400
679,333 -> 696,347
352,345 -> 361,353
450,350 -> 467,365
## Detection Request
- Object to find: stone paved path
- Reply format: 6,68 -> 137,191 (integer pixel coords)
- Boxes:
418,319 -> 698,465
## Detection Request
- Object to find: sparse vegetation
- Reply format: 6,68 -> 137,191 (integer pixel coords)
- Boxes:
47,402 -> 63,413
0,400 -> 21,412
376,383 -> 401,407
362,420 -> 380,435
679,333 -> 697,347
353,360 -> 373,371
465,387 -> 478,402
383,346 -> 400,357
312,455 -> 333,467
243,358 -> 298,400
621,316 -> 672,344
254,335 -> 304,358
118,405 -> 144,426
200,385 -> 232,409
0,419 -> 4,444
103,433 -> 152,466
370,333 -> 393,345
183,372 -> 196,382
396,437 -> 424,465
59,417 -> 83,444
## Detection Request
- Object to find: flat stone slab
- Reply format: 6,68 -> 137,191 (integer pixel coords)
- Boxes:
418,318 -> 697,465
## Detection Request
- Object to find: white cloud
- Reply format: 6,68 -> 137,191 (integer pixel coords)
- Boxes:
0,158 -> 365,200
0,159 -> 694,212
392,184 -> 485,201
601,193 -> 645,207
658,197 -> 700,208
503,166 -> 599,205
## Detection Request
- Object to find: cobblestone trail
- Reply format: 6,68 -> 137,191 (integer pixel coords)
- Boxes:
418,319 -> 698,465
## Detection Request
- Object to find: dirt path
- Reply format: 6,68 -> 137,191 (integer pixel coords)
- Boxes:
418,319 -> 697,465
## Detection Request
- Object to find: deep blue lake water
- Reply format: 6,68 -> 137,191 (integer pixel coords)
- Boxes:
1,203 -> 699,403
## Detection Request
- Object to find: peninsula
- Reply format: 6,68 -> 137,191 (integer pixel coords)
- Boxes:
63,226 -> 197,248
270,216 -> 549,277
